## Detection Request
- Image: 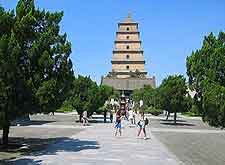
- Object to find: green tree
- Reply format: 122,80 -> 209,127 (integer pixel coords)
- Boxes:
132,88 -> 143,103
158,75 -> 187,124
98,102 -> 113,123
186,32 -> 225,127
131,85 -> 158,109
98,85 -> 118,122
142,86 -> 158,107
202,81 -> 225,128
0,0 -> 73,147
184,93 -> 194,114
70,75 -> 99,122
70,77 -> 118,122
98,85 -> 114,106
186,32 -> 225,115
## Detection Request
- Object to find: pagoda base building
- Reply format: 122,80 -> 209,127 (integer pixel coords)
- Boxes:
101,14 -> 156,96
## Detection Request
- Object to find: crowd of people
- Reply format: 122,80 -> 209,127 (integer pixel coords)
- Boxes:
80,98 -> 150,140
114,109 -> 149,140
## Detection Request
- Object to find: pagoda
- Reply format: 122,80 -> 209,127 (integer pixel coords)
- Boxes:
101,14 -> 156,96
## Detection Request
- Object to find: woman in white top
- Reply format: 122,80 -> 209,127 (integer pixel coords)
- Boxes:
82,110 -> 88,126
128,110 -> 134,125
137,111 -> 147,139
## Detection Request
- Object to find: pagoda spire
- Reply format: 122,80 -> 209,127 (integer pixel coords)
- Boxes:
125,12 -> 132,22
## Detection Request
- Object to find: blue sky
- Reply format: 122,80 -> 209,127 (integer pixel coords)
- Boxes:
1,0 -> 225,86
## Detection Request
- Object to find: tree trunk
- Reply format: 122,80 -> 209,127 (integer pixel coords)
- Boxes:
2,120 -> 10,148
104,111 -> 107,123
79,114 -> 82,123
174,112 -> 177,124
166,112 -> 170,120
223,108 -> 225,129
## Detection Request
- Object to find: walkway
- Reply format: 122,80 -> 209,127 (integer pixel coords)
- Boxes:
14,121 -> 182,165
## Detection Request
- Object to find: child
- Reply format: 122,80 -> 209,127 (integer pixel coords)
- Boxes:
115,110 -> 122,136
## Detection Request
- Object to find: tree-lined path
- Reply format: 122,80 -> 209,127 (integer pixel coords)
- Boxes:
3,113 -> 225,164
13,120 -> 181,165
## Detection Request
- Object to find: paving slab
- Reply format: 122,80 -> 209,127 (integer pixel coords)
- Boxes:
149,115 -> 225,165
12,121 -> 182,165
153,132 -> 225,165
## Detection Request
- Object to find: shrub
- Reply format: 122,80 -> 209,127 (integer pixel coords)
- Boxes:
145,107 -> 163,116
190,104 -> 200,115
95,106 -> 107,114
182,111 -> 199,117
56,104 -> 74,113
182,104 -> 200,117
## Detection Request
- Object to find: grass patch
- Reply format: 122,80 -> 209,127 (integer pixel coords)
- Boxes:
182,111 -> 201,117
56,105 -> 74,113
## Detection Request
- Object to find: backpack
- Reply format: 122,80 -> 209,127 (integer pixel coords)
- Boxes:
145,118 -> 149,125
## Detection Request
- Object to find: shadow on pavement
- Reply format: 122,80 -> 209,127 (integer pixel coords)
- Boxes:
88,120 -> 111,123
33,138 -> 100,156
3,137 -> 100,164
160,122 -> 195,126
3,158 -> 42,165
160,119 -> 187,122
75,115 -> 112,123
91,116 -> 109,119
0,137 -> 62,154
16,120 -> 57,126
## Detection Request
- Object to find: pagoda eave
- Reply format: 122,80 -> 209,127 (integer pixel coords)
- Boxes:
102,76 -> 156,90
118,22 -> 138,26
111,60 -> 145,64
114,40 -> 141,44
116,31 -> 139,35
109,71 -> 147,75
113,50 -> 144,53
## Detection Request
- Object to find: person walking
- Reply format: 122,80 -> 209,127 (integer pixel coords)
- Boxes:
114,110 -> 122,136
128,109 -> 134,125
82,110 -> 88,126
137,111 -> 149,140
133,110 -> 136,125
125,104 -> 129,120
110,110 -> 113,123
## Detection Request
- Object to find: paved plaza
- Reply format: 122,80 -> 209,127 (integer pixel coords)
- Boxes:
10,120 -> 181,165
1,113 -> 225,165
151,115 -> 225,165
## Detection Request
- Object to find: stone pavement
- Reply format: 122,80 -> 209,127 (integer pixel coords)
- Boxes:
149,115 -> 225,165
14,121 -> 183,165
4,114 -> 225,165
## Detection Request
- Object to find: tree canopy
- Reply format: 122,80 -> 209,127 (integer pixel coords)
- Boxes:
186,31 -> 225,127
158,75 -> 187,123
69,75 -> 117,121
0,0 -> 74,146
131,85 -> 158,108
70,75 -> 99,118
